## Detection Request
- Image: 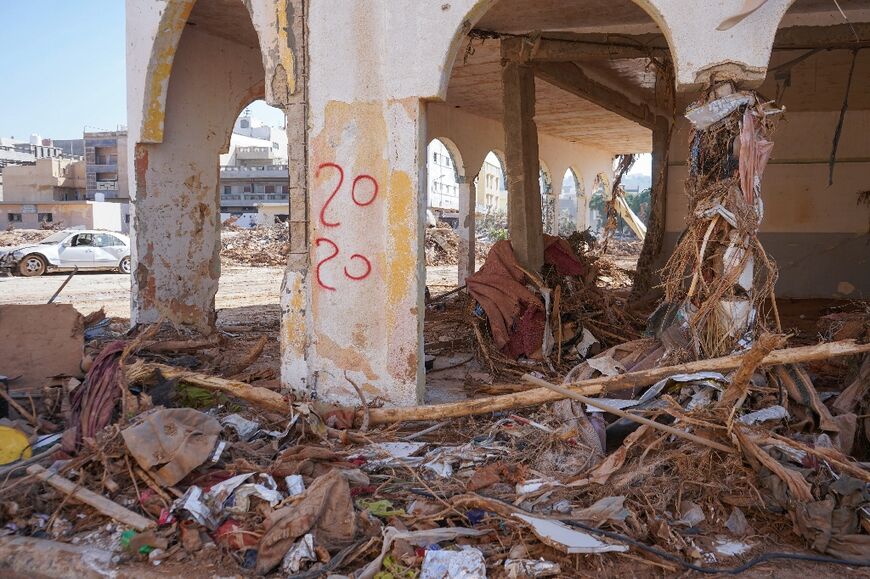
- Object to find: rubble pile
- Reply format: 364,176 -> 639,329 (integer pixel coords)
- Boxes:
425,226 -> 490,267
425,226 -> 459,266
0,297 -> 868,576
0,290 -> 869,577
0,228 -> 51,248
2,89 -> 870,578
220,223 -> 290,267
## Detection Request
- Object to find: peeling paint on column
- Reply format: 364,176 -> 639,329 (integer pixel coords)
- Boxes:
275,0 -> 297,97
141,0 -> 195,143
299,94 -> 422,407
280,270 -> 309,392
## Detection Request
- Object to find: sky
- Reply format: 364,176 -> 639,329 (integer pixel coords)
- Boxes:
0,0 -> 644,162
0,2 -> 284,141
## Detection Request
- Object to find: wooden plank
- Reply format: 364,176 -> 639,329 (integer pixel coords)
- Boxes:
28,465 -> 155,531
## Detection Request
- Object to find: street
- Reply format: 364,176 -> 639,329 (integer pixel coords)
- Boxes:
0,264 -> 461,319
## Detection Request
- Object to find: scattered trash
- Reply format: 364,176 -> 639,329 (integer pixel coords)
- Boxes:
221,414 -> 260,441
122,408 -> 222,486
513,514 -> 628,554
281,533 -> 317,574
0,425 -> 31,465
421,547 -> 487,579
504,558 -> 562,578
738,404 -> 789,425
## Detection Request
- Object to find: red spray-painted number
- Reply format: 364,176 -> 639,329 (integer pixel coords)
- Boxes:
314,162 -> 380,290
351,175 -> 378,206
314,237 -> 339,291
316,162 -> 343,227
343,254 -> 372,280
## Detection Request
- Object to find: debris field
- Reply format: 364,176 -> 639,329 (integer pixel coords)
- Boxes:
1,89 -> 869,578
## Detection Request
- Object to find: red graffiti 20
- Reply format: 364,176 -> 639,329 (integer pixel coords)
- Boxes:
314,162 -> 378,290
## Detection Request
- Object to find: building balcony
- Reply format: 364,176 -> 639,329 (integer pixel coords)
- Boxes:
235,146 -> 277,161
220,164 -> 289,179
88,163 -> 118,173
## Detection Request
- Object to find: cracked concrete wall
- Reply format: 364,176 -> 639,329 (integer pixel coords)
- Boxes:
132,26 -> 265,330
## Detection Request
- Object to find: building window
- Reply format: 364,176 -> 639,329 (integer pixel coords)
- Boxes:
8,213 -> 22,222
223,186 -> 232,195
38,213 -> 53,223
265,185 -> 275,194
243,185 -> 252,193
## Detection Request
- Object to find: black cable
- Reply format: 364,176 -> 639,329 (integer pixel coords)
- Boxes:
564,519 -> 870,574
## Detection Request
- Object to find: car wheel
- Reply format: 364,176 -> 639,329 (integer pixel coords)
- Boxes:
119,256 -> 131,274
19,254 -> 46,277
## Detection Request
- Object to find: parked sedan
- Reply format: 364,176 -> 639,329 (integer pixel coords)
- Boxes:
0,230 -> 131,277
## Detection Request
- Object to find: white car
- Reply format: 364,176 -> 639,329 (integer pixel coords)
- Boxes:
0,230 -> 131,277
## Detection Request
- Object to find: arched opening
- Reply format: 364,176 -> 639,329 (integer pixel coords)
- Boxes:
539,160 -> 556,234
474,150 -> 508,249
425,138 -> 462,224
589,172 -> 610,235
424,137 -> 465,292
132,0 -> 277,333
559,167 -> 581,235
422,0 -> 674,403
215,99 -> 288,337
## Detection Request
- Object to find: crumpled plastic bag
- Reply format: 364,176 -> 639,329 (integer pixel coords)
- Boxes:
256,468 -> 357,574
421,547 -> 487,579
122,408 -> 221,486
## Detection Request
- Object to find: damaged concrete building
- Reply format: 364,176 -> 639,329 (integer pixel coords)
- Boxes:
126,0 -> 869,408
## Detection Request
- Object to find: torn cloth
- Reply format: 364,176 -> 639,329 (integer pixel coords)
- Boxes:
62,340 -> 125,453
467,237 -> 586,359
738,108 -> 774,207
256,468 -> 356,574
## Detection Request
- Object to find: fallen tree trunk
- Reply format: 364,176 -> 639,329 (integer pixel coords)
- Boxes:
141,335 -> 222,353
126,342 -> 870,428
366,339 -> 870,425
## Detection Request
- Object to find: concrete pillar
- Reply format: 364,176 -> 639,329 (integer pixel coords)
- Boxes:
501,57 -> 544,272
289,97 -> 424,407
632,66 -> 674,298
575,192 -> 587,232
457,176 -> 476,285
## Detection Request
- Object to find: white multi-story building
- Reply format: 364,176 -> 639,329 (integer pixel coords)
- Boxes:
219,110 -> 290,216
426,139 -> 459,212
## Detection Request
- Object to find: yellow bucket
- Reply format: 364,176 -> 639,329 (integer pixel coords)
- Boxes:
0,425 -> 32,465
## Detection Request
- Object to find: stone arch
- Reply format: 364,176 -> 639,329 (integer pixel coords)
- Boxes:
428,137 -> 466,182
139,0 -> 196,144
560,167 -> 586,233
132,0 -> 270,330
139,0 -> 293,144
425,137 -> 465,219
437,0 -> 680,100
476,149 -> 508,213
